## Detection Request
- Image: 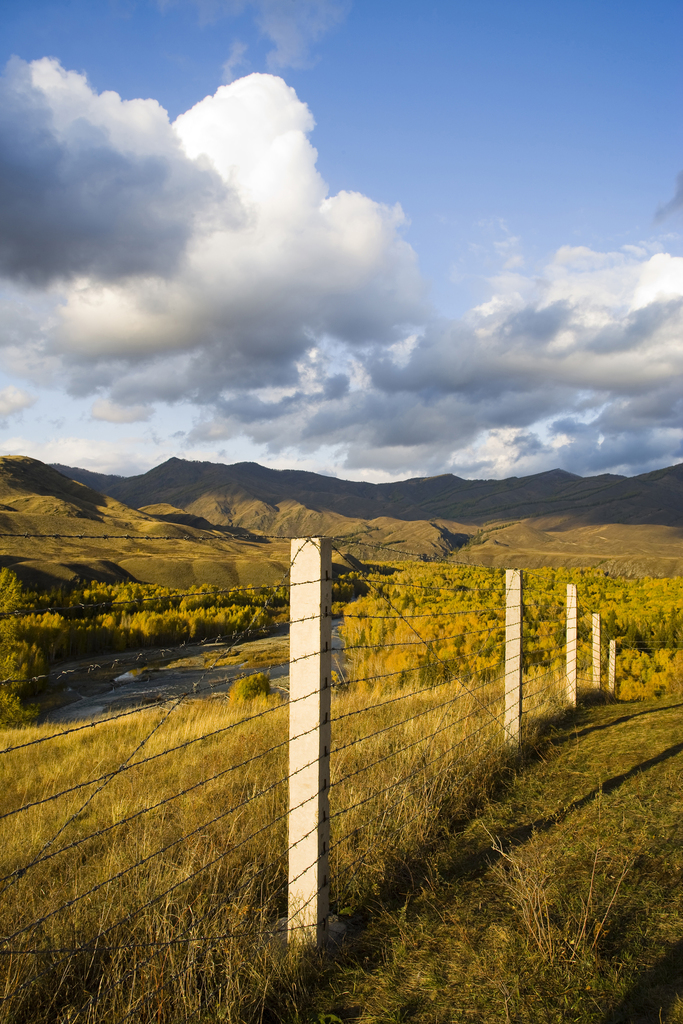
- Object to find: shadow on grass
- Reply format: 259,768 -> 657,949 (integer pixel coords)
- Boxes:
559,699 -> 683,744
577,688 -> 620,707
560,737 -> 683,810
453,737 -> 683,878
606,936 -> 683,1023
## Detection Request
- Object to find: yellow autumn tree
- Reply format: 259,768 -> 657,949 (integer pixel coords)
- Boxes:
0,568 -> 39,726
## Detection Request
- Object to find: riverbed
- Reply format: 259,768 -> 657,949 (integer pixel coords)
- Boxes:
41,620 -> 347,722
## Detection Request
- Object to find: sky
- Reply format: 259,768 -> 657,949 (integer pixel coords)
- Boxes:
0,0 -> 682,482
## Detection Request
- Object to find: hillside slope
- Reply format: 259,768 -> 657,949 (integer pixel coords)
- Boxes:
52,459 -> 478,559
0,457 -> 289,589
48,457 -> 683,576
0,454 -> 673,578
0,457 -> 151,523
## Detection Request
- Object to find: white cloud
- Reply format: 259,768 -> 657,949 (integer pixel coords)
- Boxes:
631,252 -> 683,309
222,40 -> 249,83
0,435 -> 153,476
253,0 -> 350,69
0,60 -> 424,404
0,386 -> 35,419
179,241 -> 683,479
0,55 -> 682,481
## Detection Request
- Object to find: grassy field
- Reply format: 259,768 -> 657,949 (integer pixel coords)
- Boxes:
0,658 -> 567,1023
297,693 -> 683,1024
2,666 -> 682,1021
4,551 -> 683,1022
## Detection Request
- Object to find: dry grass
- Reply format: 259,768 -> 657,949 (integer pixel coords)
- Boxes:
0,698 -> 291,1023
490,813 -> 633,965
299,694 -> 683,1024
0,664 -> 568,1023
204,640 -> 291,669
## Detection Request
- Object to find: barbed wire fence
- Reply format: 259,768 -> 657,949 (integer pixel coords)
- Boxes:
0,536 -> 620,1022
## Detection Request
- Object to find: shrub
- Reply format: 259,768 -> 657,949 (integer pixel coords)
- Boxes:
230,672 -> 271,702
0,686 -> 38,726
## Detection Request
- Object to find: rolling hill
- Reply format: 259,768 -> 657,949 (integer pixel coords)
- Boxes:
0,454 -> 680,587
0,456 -> 290,590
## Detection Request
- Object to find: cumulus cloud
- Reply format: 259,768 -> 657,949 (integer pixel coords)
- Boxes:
372,248 -> 683,475
0,60 -> 425,403
184,244 -> 683,478
0,57 -> 682,480
0,385 -> 36,420
0,57 -> 234,286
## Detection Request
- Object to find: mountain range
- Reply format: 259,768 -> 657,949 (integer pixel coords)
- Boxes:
0,457 -> 289,590
51,456 -> 683,580
0,454 -> 682,589
52,457 -> 683,530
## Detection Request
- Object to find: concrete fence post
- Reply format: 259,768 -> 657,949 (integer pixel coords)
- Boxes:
566,584 -> 577,706
288,537 -> 332,948
608,639 -> 616,695
592,612 -> 601,689
504,569 -> 523,746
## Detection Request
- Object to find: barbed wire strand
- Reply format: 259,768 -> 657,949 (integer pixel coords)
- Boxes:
331,714 -> 505,837
0,561 -> 356,620
343,606 -> 502,620
333,665 -> 501,724
0,665 -> 331,823
1,744 -> 325,982
0,562 -> 297,867
331,697 -> 503,801
0,540 -> 594,1018
146,721 -> 512,1024
3,771 -> 344,1015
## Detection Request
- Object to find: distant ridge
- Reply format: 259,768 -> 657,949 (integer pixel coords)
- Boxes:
0,455 -> 678,582
51,458 -> 683,529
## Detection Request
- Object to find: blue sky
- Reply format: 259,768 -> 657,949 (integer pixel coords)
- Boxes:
0,0 -> 682,480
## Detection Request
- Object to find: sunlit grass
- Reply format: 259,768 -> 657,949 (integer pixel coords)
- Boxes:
0,662 -> 568,1023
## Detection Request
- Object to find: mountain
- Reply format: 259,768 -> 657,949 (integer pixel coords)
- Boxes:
51,458 -> 477,557
52,457 -> 683,529
47,456 -> 683,578
0,453 -> 675,584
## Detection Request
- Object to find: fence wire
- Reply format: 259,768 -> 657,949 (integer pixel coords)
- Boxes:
0,549 -> 609,1023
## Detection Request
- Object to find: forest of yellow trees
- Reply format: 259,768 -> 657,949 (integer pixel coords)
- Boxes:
340,564 -> 683,701
0,570 -> 288,722
0,562 -> 681,724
